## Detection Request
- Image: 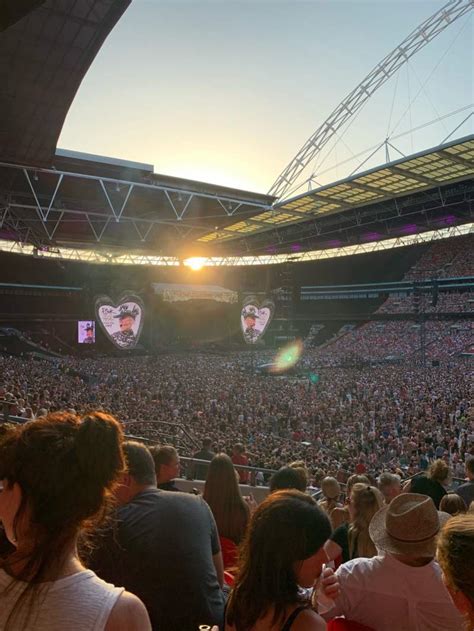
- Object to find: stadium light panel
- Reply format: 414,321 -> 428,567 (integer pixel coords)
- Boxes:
0,223 -> 471,267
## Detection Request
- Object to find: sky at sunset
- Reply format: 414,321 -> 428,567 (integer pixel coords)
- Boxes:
58,0 -> 473,195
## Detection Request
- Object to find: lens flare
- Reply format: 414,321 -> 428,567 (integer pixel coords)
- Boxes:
270,339 -> 303,374
184,257 -> 207,271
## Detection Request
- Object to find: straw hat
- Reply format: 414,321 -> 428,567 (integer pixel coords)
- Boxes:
369,493 -> 450,557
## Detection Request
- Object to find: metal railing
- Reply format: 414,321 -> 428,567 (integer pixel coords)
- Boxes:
0,409 -> 466,491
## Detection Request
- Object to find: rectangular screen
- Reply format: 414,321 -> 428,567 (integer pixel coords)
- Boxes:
78,320 -> 95,344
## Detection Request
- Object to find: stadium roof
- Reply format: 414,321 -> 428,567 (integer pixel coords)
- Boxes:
0,2 -> 471,262
0,0 -> 131,167
0,149 -> 273,252
198,135 -> 474,247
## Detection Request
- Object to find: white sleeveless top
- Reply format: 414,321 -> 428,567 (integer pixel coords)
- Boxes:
0,568 -> 124,630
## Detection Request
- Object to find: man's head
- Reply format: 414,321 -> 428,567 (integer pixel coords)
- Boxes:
378,472 -> 402,504
85,326 -> 94,339
149,445 -> 180,484
244,315 -> 256,330
369,492 -> 449,562
290,461 -> 309,490
119,314 -> 135,333
115,441 -> 156,505
202,437 -> 213,451
269,466 -> 307,494
242,307 -> 259,330
233,443 -> 245,456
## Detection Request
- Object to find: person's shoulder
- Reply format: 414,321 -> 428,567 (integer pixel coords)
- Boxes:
332,521 -> 349,536
105,590 -> 151,631
291,608 -> 326,630
118,489 -> 161,516
456,480 -> 474,491
151,488 -> 204,510
337,554 -> 383,578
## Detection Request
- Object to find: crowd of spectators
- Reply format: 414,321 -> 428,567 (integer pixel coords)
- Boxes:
1,348 -> 472,486
309,319 -> 472,363
377,292 -> 472,314
1,413 -> 473,630
0,235 -> 473,629
313,235 -> 473,363
404,235 -> 473,280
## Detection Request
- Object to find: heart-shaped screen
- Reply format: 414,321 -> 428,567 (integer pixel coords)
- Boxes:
241,298 -> 274,344
95,294 -> 144,350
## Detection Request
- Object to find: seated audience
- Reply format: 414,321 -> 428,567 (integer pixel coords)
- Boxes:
225,490 -> 332,631
437,514 -> 474,630
377,472 -> 402,504
269,466 -> 307,493
322,493 -> 464,630
325,483 -> 384,564
439,493 -> 467,516
89,441 -> 225,631
456,457 -> 474,508
0,413 -> 150,630
149,444 -> 181,491
203,454 -> 251,569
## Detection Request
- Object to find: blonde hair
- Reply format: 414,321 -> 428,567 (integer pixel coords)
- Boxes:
346,474 -> 370,498
437,515 -> 474,610
348,483 -> 384,558
427,459 -> 450,483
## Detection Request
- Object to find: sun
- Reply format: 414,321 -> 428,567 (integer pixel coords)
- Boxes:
184,257 -> 207,271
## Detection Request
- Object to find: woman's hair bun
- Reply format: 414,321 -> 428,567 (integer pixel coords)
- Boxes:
75,412 -> 124,488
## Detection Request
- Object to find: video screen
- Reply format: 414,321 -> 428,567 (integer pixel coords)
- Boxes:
95,296 -> 144,350
78,320 -> 96,344
241,298 -> 274,344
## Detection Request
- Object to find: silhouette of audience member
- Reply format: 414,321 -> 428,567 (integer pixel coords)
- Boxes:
437,514 -> 474,630
226,490 -> 333,631
0,413 -> 150,630
322,494 -> 463,630
89,441 -> 225,631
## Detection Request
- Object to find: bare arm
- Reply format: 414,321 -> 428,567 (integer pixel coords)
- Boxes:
105,591 -> 151,631
213,551 -> 224,588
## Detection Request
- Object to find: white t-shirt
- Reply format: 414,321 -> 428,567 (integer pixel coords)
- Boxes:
324,554 -> 463,631
0,569 -> 124,630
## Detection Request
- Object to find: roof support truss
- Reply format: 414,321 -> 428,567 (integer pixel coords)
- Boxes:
0,161 -> 271,245
268,0 -> 473,200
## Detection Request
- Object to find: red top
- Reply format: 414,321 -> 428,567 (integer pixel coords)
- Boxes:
232,453 -> 249,483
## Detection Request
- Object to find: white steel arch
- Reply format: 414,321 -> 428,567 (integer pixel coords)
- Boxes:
268,0 -> 473,201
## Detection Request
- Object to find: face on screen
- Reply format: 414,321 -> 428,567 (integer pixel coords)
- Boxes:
119,316 -> 135,332
244,316 -> 257,330
78,321 -> 95,344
